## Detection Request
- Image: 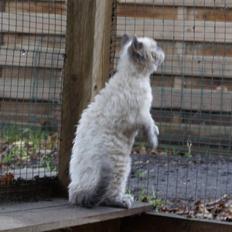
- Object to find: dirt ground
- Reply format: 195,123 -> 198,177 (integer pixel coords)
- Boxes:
129,153 -> 232,207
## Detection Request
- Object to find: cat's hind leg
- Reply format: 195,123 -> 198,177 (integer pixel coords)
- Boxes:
69,163 -> 112,208
101,155 -> 134,209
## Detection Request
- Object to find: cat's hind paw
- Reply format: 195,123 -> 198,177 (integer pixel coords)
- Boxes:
121,194 -> 134,209
101,194 -> 134,209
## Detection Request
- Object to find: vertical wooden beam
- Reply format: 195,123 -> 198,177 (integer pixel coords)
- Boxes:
91,0 -> 114,97
59,0 -> 113,191
0,0 -> 5,86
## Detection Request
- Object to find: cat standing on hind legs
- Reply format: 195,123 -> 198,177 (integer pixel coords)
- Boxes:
69,34 -> 165,208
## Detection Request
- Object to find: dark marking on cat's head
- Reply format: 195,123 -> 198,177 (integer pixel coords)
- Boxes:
128,36 -> 149,72
118,35 -> 165,75
127,36 -> 165,74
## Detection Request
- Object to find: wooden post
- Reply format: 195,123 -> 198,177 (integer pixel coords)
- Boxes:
59,0 -> 113,192
0,1 -> 5,82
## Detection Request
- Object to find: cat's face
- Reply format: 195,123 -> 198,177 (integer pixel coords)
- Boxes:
121,34 -> 165,75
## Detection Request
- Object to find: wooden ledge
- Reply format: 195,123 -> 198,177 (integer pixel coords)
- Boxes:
120,212 -> 232,232
0,199 -> 152,232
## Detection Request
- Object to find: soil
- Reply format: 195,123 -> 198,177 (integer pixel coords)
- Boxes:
129,153 -> 232,206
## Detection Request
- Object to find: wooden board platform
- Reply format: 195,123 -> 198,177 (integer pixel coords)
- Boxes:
121,212 -> 232,232
0,199 -> 152,232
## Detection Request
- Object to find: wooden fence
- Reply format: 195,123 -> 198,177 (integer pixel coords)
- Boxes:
117,0 -> 232,150
0,0 -> 66,127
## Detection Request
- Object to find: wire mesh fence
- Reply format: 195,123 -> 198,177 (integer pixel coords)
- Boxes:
0,0 -> 232,221
114,0 -> 232,221
0,0 -> 66,201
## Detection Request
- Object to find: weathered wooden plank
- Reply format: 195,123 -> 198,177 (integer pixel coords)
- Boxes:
0,67 -> 62,102
117,4 -> 178,19
3,34 -> 65,49
159,121 -> 232,138
159,54 -> 232,78
0,114 -> 57,127
0,100 -> 59,125
121,213 -> 232,232
1,67 -> 62,80
0,99 -> 56,115
118,0 -> 232,8
152,108 -> 232,126
152,72 -> 232,91
0,0 -> 4,48
0,46 -> 64,68
28,0 -> 66,2
6,0 -> 66,2
118,4 -> 232,22
5,1 -> 66,14
172,76 -> 232,91
117,17 -> 232,43
65,219 -> 121,232
0,199 -> 152,232
0,76 -> 61,100
186,7 -> 232,22
181,42 -> 232,57
0,12 -> 66,35
171,76 -> 232,91
152,87 -> 232,112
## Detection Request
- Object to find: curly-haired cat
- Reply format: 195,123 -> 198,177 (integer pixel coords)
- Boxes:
69,35 -> 165,208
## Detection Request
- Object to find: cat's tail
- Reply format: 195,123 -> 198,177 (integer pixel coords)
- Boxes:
69,163 -> 112,208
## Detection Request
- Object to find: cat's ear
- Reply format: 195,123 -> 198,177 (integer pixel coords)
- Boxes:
129,36 -> 146,62
121,34 -> 130,47
131,36 -> 143,51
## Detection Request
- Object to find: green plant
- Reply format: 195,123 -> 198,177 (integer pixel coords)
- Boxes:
135,170 -> 146,178
149,198 -> 165,210
186,139 -> 192,158
0,125 -> 57,168
41,153 -> 57,172
2,125 -> 21,143
2,141 -> 29,165
138,190 -> 165,210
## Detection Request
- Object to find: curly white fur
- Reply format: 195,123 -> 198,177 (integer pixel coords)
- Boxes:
69,35 -> 165,208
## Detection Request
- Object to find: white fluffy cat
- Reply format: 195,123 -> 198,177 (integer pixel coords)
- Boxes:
69,35 -> 165,208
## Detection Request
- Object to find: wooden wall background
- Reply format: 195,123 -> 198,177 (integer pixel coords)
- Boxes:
1,0 -> 232,152
117,0 -> 232,152
0,0 -> 66,128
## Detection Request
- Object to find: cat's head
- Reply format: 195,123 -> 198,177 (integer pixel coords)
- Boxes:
118,34 -> 165,76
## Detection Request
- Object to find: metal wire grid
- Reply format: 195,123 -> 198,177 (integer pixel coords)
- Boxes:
115,0 -> 232,155
113,0 -> 232,216
0,0 -> 231,214
0,0 -> 66,200
128,153 -> 232,208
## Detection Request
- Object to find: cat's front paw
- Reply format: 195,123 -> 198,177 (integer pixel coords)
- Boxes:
121,194 -> 134,209
148,125 -> 159,149
154,124 -> 159,135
